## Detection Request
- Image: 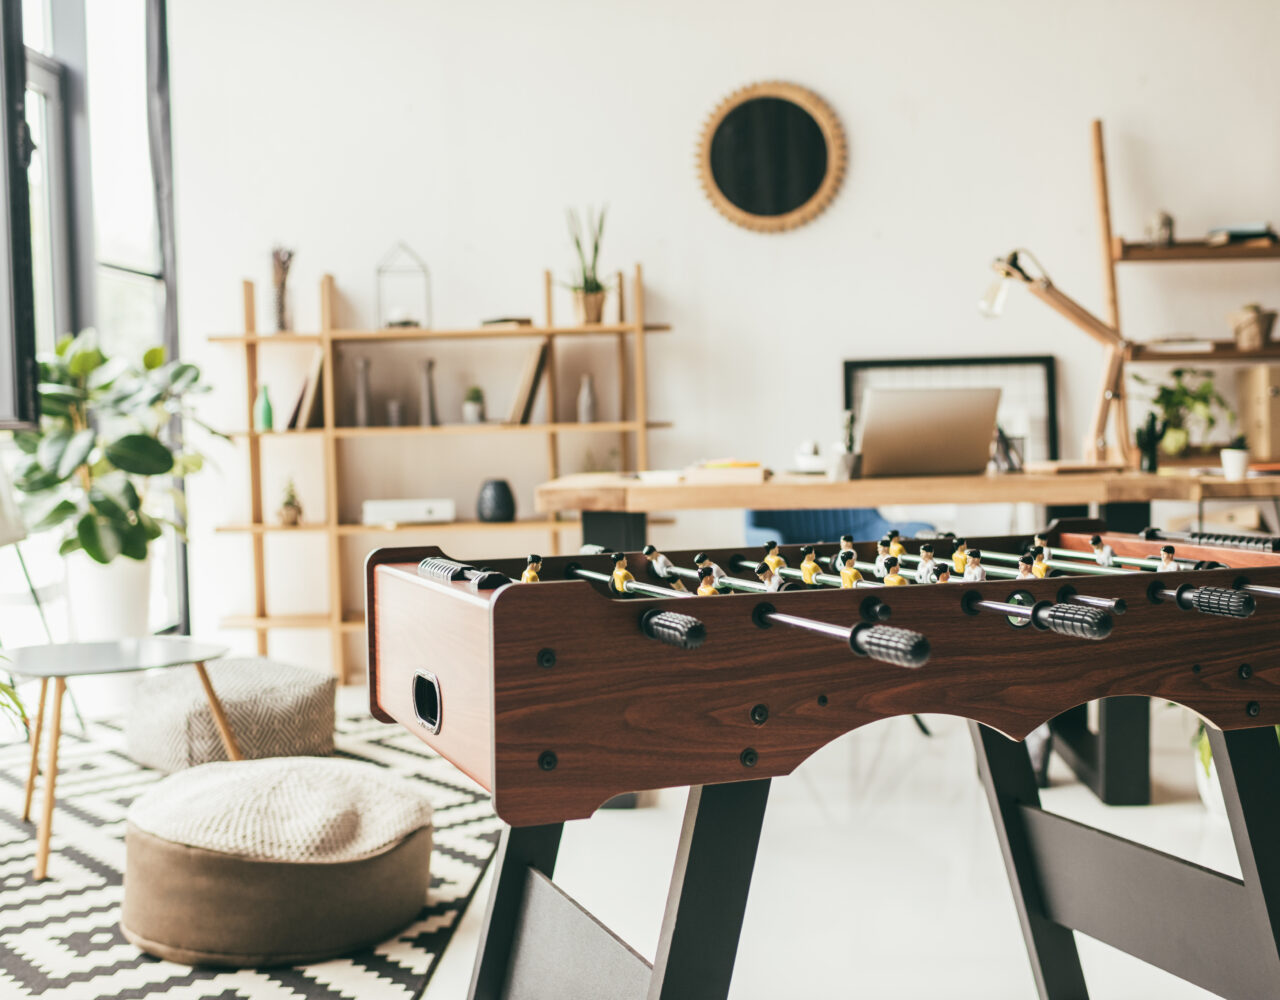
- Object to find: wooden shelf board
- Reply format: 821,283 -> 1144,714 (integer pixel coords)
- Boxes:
336,518 -> 580,535
1114,238 -> 1280,263
221,614 -> 332,630
216,523 -> 330,533
209,333 -> 324,345
229,429 -> 326,439
1129,343 -> 1280,364
333,420 -> 670,438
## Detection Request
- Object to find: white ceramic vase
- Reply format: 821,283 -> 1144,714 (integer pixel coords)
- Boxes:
1220,447 -> 1249,482
577,374 -> 596,423
63,552 -> 153,719
462,400 -> 484,424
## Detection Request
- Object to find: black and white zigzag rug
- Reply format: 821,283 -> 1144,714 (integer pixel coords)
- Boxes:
0,714 -> 502,1000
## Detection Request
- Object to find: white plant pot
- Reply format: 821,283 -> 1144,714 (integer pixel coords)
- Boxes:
461,400 -> 484,424
1194,752 -> 1228,820
1220,448 -> 1249,482
64,552 -> 152,641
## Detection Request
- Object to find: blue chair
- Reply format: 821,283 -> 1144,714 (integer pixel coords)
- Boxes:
744,508 -> 934,547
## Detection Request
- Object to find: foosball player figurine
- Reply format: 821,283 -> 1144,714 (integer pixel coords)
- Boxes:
643,543 -> 687,591
799,545 -> 823,585
838,550 -> 863,588
521,554 -> 542,583
763,540 -> 787,573
839,533 -> 855,554
951,538 -> 968,574
1016,553 -> 1035,580
887,530 -> 906,557
874,537 -> 892,578
932,563 -> 953,583
1159,544 -> 1177,571
1031,546 -> 1049,579
1090,533 -> 1116,568
915,543 -> 936,584
696,566 -> 719,596
755,560 -> 785,593
883,556 -> 908,586
1032,530 -> 1049,552
964,548 -> 986,582
609,551 -> 635,595
694,551 -> 726,584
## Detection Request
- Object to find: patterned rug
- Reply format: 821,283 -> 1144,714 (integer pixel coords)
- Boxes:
0,714 -> 502,1000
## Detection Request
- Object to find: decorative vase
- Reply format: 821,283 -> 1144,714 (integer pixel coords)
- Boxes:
279,497 -> 303,526
573,290 -> 606,325
386,399 -> 403,427
1221,447 -> 1249,482
476,479 -> 516,522
354,357 -> 371,427
1231,305 -> 1276,350
253,385 -> 273,431
577,373 -> 596,423
419,359 -> 439,426
462,397 -> 485,424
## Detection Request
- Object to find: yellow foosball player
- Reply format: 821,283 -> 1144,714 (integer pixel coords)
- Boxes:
952,539 -> 969,575
883,556 -> 908,586
762,540 -> 787,573
799,545 -> 822,585
1031,547 -> 1049,578
521,554 -> 542,583
609,551 -> 635,594
837,550 -> 863,588
696,566 -> 719,595
887,530 -> 906,558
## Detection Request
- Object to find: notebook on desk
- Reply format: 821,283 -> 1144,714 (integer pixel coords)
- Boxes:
856,387 -> 1001,477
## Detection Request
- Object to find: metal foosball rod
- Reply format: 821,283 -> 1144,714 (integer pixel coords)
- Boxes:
1045,546 -> 1195,572
1053,585 -> 1127,615
962,591 -> 1115,640
977,549 -> 1122,577
893,552 -> 1020,581
1234,577 -> 1280,601
1148,580 -> 1255,619
751,602 -> 931,668
729,553 -> 884,589
563,564 -> 707,649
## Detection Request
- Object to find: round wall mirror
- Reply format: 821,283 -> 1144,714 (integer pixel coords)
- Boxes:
698,81 -> 847,233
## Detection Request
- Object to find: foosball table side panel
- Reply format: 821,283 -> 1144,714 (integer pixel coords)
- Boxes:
367,557 -> 496,792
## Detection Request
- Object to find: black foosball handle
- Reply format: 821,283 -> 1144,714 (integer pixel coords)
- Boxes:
1031,602 -> 1114,640
418,556 -> 473,581
849,623 -> 930,668
1177,585 -> 1255,619
640,609 -> 707,650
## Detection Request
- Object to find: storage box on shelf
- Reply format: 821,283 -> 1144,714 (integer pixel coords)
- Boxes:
209,266 -> 670,679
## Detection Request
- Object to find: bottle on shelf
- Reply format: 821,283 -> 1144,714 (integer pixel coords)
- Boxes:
253,386 -> 273,431
354,357 -> 371,427
577,373 -> 597,423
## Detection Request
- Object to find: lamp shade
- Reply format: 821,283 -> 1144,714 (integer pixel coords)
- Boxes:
978,275 -> 1009,318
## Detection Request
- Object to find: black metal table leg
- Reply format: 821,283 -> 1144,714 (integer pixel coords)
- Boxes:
1049,696 -> 1150,805
648,779 -> 772,1000
582,511 -> 648,551
971,722 -> 1089,1000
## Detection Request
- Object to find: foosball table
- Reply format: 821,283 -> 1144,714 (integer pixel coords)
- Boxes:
366,519 -> 1280,1000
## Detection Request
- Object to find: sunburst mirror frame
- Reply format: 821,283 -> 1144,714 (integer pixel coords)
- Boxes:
697,81 -> 848,233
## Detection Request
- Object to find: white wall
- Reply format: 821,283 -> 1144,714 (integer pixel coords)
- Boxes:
169,0 -> 1280,671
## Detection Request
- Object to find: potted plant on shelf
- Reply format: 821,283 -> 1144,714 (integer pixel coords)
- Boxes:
1221,433 -> 1249,482
462,386 -> 485,424
11,332 -> 221,639
567,205 -> 608,325
1131,368 -> 1229,457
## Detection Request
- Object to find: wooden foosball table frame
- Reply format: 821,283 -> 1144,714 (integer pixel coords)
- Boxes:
366,519 -> 1280,999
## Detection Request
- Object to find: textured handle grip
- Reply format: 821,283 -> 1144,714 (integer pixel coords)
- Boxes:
1187,531 -> 1280,553
418,556 -> 473,582
1185,586 -> 1255,619
1034,603 -> 1113,640
850,624 -> 931,668
640,610 -> 707,650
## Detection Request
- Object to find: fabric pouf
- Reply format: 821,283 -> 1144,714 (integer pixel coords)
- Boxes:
126,657 -> 335,772
121,756 -> 434,967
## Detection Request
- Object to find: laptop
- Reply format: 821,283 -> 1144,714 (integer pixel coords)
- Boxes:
856,387 -> 1001,477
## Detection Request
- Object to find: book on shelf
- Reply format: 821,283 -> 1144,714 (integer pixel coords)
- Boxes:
1206,223 -> 1277,247
506,338 -> 550,424
482,317 -> 534,328
293,347 -> 326,429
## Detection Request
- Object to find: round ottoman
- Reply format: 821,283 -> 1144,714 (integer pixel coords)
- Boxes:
122,756 -> 433,967
126,657 -> 335,772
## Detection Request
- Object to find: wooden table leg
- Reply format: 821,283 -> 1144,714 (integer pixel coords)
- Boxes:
21,677 -> 48,823
34,677 -> 64,881
193,661 -> 243,761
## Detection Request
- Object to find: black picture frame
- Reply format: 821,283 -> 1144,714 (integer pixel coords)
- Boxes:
843,355 -> 1060,461
0,0 -> 37,429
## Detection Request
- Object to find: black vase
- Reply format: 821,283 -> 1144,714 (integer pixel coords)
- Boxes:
476,479 -> 516,522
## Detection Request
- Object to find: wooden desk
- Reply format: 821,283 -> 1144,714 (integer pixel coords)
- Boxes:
536,470 -> 1280,549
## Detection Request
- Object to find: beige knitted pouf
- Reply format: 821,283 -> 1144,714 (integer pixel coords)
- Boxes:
126,658 -> 335,772
121,757 -> 434,967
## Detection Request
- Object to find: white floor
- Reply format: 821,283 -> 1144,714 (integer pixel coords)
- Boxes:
420,704 -> 1235,1000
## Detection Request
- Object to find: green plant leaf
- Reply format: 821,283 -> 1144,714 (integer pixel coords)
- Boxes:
12,430 -> 38,454
68,346 -> 105,378
58,535 -> 82,555
36,429 -> 70,476
29,497 -> 78,530
54,334 -> 74,357
104,434 -> 174,476
12,459 -> 61,494
1197,727 -> 1212,778
119,518 -> 149,560
142,346 -> 166,370
0,679 -> 24,725
88,486 -> 128,521
138,510 -> 164,540
166,362 -> 200,392
87,357 -> 128,390
76,512 -> 121,564
57,428 -> 95,480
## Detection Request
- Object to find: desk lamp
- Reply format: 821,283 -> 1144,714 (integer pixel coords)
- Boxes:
981,249 -> 1133,465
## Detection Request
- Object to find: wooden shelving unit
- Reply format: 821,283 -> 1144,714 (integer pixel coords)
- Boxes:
211,265 -> 668,679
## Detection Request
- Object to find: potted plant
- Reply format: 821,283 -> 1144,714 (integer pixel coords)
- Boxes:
0,671 -> 24,737
462,386 -> 485,424
1131,368 -> 1228,457
11,332 -> 221,638
1135,412 -> 1165,472
278,479 -> 304,526
567,206 -> 608,325
1221,433 -> 1250,481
